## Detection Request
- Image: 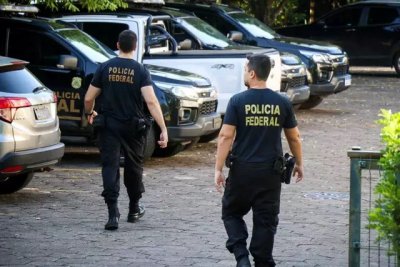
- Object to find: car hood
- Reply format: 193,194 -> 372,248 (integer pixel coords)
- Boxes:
145,64 -> 211,87
275,35 -> 343,55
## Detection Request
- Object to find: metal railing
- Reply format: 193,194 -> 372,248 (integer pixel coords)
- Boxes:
348,148 -> 399,267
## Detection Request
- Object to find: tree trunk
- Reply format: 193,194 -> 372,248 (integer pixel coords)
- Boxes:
309,0 -> 315,23
248,0 -> 290,25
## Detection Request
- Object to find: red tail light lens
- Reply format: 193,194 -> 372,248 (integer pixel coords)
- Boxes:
0,165 -> 24,174
0,97 -> 31,123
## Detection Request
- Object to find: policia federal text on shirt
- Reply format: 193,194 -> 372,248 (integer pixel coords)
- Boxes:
214,54 -> 304,267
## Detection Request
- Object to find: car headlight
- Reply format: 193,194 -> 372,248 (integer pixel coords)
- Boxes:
155,82 -> 199,101
281,63 -> 307,76
299,50 -> 332,64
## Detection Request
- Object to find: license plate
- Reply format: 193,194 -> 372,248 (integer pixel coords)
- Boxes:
33,105 -> 51,120
345,76 -> 351,86
213,117 -> 222,129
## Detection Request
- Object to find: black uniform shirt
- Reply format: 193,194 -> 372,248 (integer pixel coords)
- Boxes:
91,57 -> 152,121
224,88 -> 297,164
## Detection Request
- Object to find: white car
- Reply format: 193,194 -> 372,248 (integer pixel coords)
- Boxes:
0,56 -> 64,194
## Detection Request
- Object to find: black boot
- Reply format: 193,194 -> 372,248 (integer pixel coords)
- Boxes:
105,202 -> 120,230
127,202 -> 145,223
236,255 -> 251,267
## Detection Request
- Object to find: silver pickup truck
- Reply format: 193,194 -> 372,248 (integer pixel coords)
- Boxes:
58,14 -> 283,117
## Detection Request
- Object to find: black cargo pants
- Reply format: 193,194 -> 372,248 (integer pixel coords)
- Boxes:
97,116 -> 145,205
222,161 -> 281,267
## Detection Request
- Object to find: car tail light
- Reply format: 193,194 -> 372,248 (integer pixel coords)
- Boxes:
0,165 -> 24,174
0,97 -> 31,123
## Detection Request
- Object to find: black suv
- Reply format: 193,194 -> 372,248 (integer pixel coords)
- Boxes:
0,7 -> 220,158
166,2 -> 352,109
276,1 -> 400,75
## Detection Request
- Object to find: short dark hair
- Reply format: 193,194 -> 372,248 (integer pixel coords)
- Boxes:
118,30 -> 137,53
246,53 -> 272,81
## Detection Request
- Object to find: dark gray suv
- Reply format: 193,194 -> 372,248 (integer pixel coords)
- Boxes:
0,56 -> 64,194
276,1 -> 400,75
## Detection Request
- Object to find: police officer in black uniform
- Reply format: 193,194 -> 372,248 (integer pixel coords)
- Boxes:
84,30 -> 168,231
214,54 -> 304,267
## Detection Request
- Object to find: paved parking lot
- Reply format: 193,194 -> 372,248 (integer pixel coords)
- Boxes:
0,68 -> 399,267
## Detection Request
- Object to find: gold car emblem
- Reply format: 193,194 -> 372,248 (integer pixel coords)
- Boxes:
71,77 -> 82,89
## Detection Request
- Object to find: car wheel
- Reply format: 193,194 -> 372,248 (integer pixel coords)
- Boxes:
153,143 -> 184,157
299,95 -> 324,109
199,130 -> 220,143
394,52 -> 400,76
292,104 -> 302,110
0,172 -> 34,194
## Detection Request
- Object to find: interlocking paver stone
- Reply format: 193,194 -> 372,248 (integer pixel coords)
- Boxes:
1,68 -> 399,266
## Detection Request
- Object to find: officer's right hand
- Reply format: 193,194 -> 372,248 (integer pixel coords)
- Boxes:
158,130 -> 168,148
87,110 -> 98,125
293,164 -> 304,183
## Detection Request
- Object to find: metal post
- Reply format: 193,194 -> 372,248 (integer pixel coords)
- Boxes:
349,157 -> 362,267
347,149 -> 381,267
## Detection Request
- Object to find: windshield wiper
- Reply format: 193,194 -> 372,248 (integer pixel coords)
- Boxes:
32,86 -> 48,93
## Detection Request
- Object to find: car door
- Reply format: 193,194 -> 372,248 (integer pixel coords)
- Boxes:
310,6 -> 363,59
354,5 -> 400,65
6,28 -> 85,125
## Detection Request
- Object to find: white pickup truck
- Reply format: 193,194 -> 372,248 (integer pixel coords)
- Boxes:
59,14 -> 282,116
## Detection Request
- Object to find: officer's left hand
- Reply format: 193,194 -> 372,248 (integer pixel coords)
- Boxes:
214,170 -> 225,193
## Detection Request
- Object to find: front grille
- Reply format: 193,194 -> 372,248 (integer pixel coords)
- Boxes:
200,100 -> 217,115
288,76 -> 306,88
334,64 -> 348,76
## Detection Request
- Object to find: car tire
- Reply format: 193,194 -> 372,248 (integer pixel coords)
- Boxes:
299,95 -> 324,109
394,52 -> 400,76
153,143 -> 184,157
0,172 -> 34,194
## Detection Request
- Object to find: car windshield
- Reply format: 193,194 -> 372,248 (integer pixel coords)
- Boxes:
229,12 -> 277,39
57,29 -> 113,63
177,17 -> 235,48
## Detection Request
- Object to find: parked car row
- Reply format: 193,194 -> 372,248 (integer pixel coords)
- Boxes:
0,0 -> 357,193
165,2 -> 352,109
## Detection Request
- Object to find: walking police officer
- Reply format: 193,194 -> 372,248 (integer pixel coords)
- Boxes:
85,30 -> 168,230
214,54 -> 304,267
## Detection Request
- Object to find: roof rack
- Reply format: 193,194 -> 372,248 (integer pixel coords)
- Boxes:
125,0 -> 165,5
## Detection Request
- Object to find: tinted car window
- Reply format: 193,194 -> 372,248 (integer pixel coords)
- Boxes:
367,7 -> 398,25
8,29 -> 70,66
0,68 -> 42,93
229,12 -> 276,39
57,29 -> 113,63
81,22 -> 128,50
176,17 -> 234,48
325,8 -> 362,27
0,26 -> 5,55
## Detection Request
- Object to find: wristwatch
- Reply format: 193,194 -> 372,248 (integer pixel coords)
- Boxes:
85,111 -> 94,116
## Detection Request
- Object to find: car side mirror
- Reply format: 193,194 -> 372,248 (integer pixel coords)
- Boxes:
178,39 -> 192,50
57,55 -> 78,70
227,31 -> 243,42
